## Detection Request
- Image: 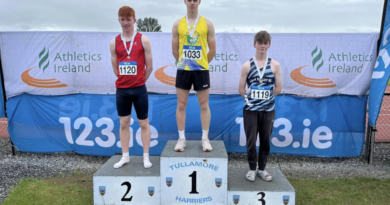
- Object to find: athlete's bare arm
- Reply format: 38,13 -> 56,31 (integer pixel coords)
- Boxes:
238,61 -> 250,98
172,19 -> 181,62
110,39 -> 118,76
142,35 -> 153,81
272,60 -> 282,96
205,18 -> 216,63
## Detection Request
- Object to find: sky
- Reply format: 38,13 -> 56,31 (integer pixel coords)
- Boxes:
0,0 -> 385,33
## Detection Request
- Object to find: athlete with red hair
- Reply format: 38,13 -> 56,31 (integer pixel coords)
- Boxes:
110,6 -> 154,169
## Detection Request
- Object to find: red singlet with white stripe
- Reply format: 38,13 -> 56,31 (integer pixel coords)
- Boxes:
115,32 -> 145,88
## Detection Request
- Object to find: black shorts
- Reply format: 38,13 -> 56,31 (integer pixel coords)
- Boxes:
116,84 -> 148,120
175,70 -> 210,91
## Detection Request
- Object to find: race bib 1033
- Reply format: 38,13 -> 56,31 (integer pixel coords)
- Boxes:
182,45 -> 202,60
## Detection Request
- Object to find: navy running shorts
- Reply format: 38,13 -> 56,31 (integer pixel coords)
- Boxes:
116,84 -> 149,120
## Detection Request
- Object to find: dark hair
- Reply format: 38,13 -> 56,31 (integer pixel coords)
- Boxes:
254,31 -> 271,44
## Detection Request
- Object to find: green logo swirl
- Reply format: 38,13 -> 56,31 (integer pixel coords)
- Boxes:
311,46 -> 324,71
187,34 -> 198,45
39,47 -> 49,72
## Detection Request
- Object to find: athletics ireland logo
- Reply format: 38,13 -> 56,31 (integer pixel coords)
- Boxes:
290,46 -> 336,88
155,65 -> 176,86
21,47 -> 67,88
311,46 -> 324,71
39,47 -> 50,72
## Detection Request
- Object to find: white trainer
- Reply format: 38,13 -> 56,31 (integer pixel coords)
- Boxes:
246,170 -> 256,182
113,157 -> 129,168
144,157 -> 153,169
257,170 -> 273,182
202,138 -> 213,152
174,138 -> 186,152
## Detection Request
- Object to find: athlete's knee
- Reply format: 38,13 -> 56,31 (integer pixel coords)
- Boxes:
119,117 -> 131,128
138,119 -> 149,129
199,102 -> 209,111
177,102 -> 187,111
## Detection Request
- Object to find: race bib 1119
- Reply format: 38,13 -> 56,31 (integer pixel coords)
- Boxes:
251,86 -> 271,100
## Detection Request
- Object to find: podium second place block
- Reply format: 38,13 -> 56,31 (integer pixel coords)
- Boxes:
93,156 -> 160,205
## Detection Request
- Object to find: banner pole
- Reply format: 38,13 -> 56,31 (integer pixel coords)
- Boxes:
369,126 -> 377,164
365,124 -> 371,162
0,45 -> 7,117
10,140 -> 16,156
0,38 -> 12,155
378,0 -> 389,52
367,0 -> 388,164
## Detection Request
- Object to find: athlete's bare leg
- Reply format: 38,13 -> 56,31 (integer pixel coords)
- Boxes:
114,115 -> 131,168
176,88 -> 191,131
196,89 -> 210,131
119,115 -> 131,153
138,118 -> 151,153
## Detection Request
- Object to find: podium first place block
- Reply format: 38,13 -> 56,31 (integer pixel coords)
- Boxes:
160,140 -> 228,205
93,156 -> 161,205
228,168 -> 296,205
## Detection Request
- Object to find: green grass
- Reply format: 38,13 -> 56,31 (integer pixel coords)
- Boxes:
290,177 -> 390,205
2,175 -> 390,205
2,174 -> 93,205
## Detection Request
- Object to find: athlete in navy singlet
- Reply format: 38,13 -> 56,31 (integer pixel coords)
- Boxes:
238,31 -> 282,182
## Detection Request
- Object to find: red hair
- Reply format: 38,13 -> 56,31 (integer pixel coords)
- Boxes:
118,6 -> 135,18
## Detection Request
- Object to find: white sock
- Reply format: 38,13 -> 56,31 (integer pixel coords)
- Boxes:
144,156 -> 153,168
143,153 -> 149,158
114,153 -> 130,168
179,130 -> 185,139
202,130 -> 209,139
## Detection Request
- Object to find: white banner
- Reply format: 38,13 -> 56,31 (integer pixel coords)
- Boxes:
0,32 -> 378,98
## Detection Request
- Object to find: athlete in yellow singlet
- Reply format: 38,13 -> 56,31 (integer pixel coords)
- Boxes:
176,15 -> 209,71
172,0 -> 216,152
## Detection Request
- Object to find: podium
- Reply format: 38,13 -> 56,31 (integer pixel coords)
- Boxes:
228,168 -> 295,205
160,140 -> 228,205
93,156 -> 161,205
93,141 -> 295,205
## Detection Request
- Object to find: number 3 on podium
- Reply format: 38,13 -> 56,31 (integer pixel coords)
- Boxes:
258,192 -> 266,205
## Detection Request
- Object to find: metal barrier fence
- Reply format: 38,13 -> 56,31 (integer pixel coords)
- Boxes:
0,118 -> 8,138
375,93 -> 390,142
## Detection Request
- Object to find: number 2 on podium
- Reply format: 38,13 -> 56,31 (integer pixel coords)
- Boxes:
121,182 -> 133,201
